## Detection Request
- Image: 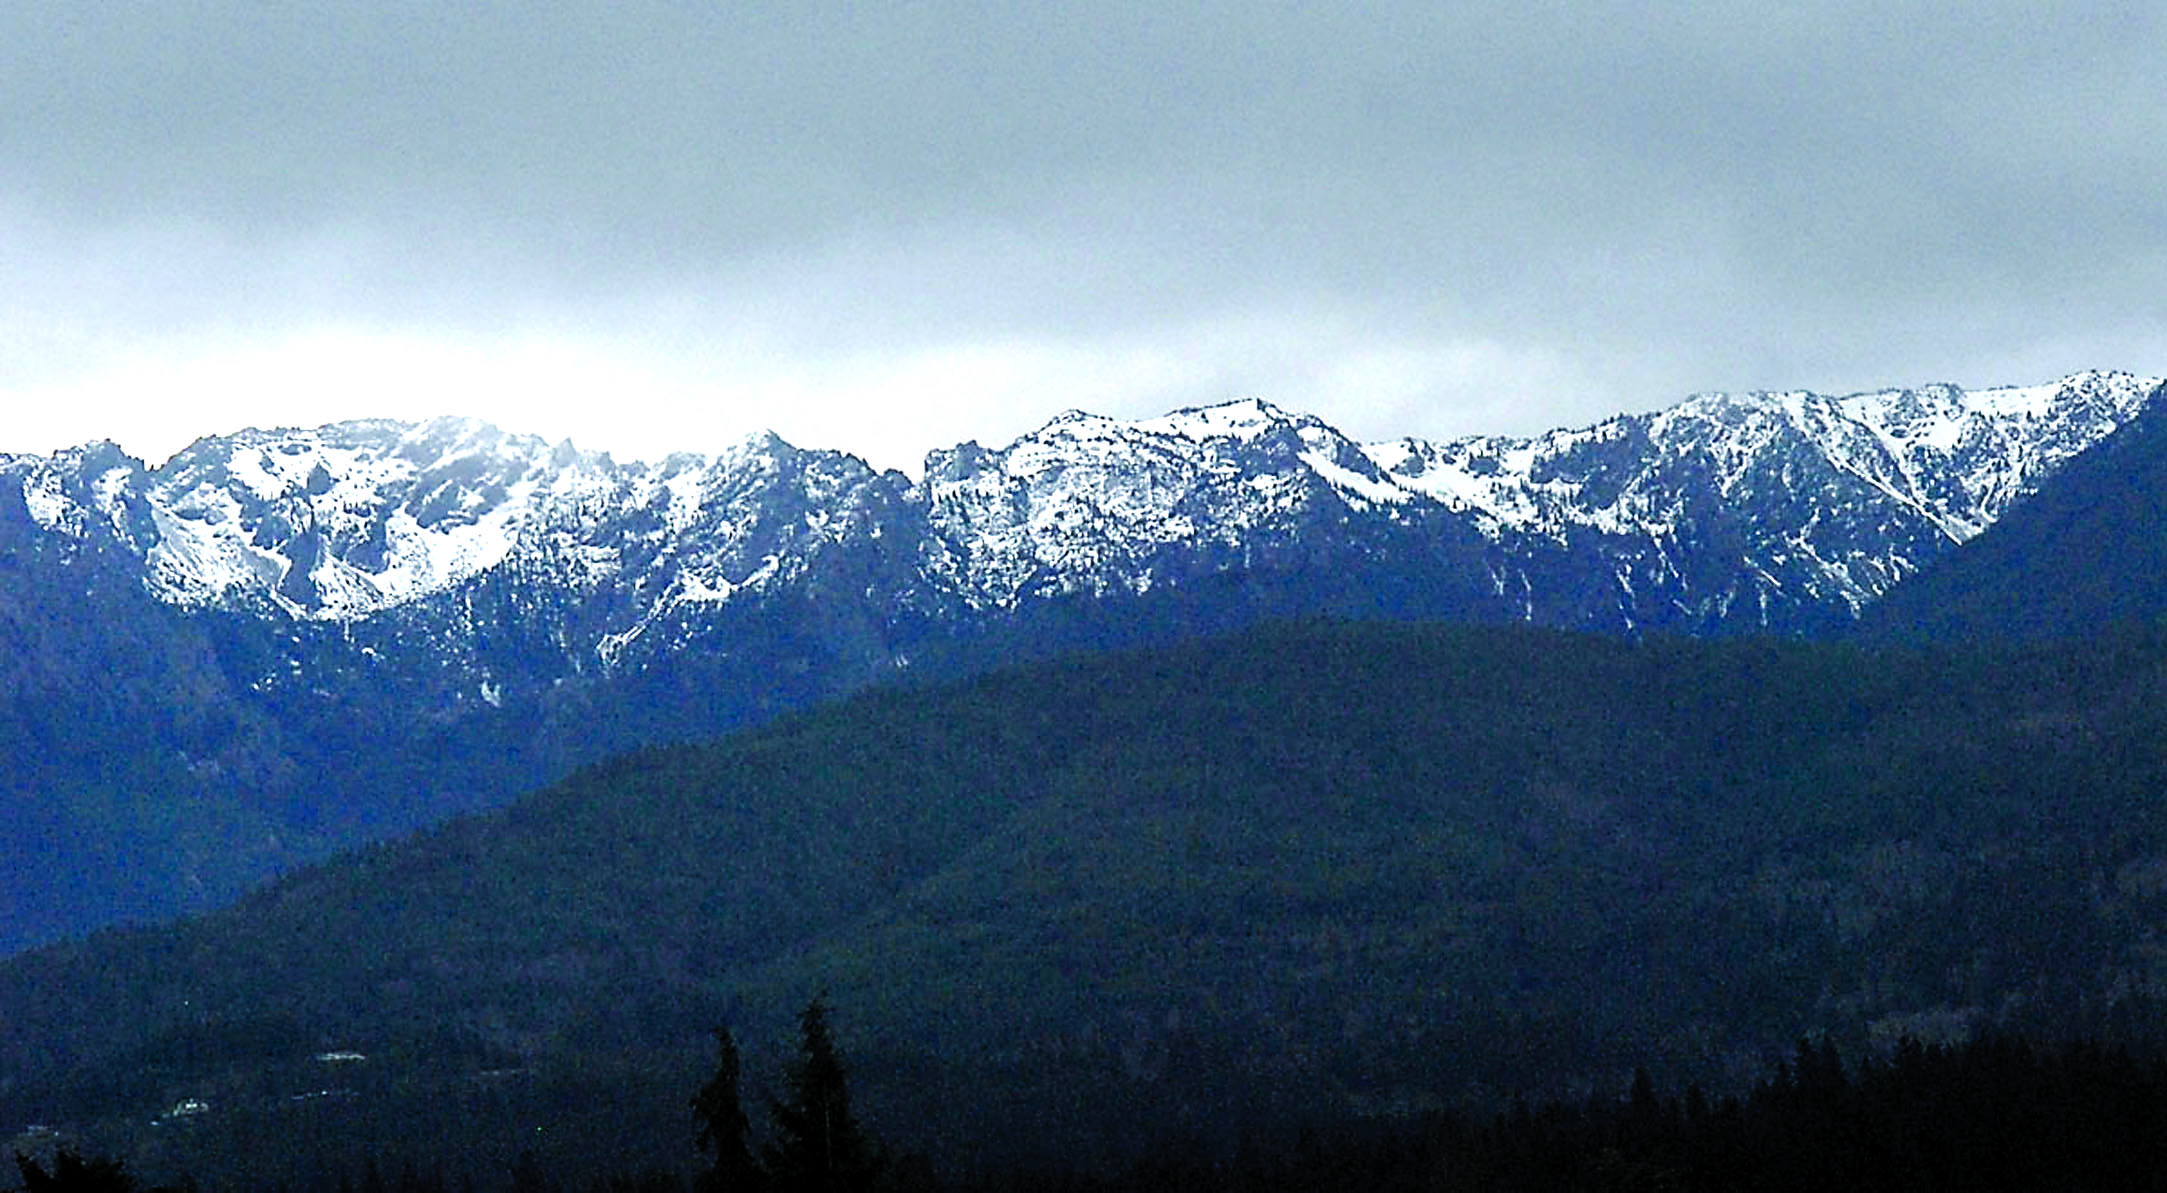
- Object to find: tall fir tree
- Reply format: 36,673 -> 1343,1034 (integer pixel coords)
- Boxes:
693,1025 -> 760,1193
762,997 -> 881,1193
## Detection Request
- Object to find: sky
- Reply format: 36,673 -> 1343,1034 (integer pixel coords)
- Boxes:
3,3 -> 2163,477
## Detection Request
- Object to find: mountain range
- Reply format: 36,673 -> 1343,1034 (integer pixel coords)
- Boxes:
26,369 -> 2160,628
1,368 -> 2161,954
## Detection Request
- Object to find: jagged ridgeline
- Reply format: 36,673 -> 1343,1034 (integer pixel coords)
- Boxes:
7,619 -> 2167,1187
2,370 -> 2160,954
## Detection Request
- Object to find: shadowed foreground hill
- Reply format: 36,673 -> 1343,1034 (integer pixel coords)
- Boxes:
6,619 -> 2167,1185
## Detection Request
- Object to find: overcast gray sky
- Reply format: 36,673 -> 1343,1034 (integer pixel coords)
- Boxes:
3,2 -> 2162,475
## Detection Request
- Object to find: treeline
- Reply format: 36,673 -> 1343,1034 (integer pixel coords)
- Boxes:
22,1022 -> 2167,1192
1039,1033 -> 2167,1193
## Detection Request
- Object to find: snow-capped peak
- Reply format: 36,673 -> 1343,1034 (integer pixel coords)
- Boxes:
5,369 -> 2159,643
1128,397 -> 1303,444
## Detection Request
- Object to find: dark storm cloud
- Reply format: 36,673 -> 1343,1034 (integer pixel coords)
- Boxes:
3,2 -> 2163,462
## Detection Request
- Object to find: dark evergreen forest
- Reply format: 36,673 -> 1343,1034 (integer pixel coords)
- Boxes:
10,618 -> 2167,1189
19,1014 -> 2167,1191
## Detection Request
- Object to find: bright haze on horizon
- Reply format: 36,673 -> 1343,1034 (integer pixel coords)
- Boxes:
3,4 -> 2161,477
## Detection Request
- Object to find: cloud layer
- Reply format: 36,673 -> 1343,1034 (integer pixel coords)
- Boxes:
4,3 -> 2162,473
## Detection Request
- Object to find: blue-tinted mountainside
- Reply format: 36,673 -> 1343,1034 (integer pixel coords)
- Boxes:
0,370 -> 2157,953
1857,381 -> 2167,641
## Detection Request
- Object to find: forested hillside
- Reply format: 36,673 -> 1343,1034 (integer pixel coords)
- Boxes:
7,618 -> 2167,1186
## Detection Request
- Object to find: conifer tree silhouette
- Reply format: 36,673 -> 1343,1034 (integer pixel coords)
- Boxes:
762,997 -> 881,1193
14,1149 -> 137,1193
693,1025 -> 760,1193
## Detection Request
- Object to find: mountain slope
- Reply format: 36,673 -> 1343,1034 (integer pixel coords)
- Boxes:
0,370 -> 2157,955
1856,383 -> 2167,641
8,619 -> 2167,1185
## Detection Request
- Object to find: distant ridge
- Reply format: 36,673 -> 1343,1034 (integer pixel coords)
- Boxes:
12,371 -> 2157,636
